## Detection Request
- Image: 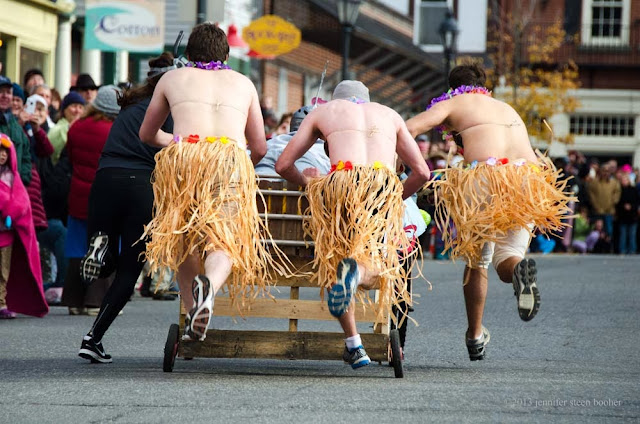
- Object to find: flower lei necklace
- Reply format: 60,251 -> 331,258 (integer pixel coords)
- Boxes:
186,60 -> 231,71
427,85 -> 492,143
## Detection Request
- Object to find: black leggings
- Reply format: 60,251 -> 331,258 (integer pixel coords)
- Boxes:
86,168 -> 154,341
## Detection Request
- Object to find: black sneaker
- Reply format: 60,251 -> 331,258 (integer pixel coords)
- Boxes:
79,334 -> 112,363
80,232 -> 109,284
512,258 -> 540,321
342,345 -> 371,369
466,326 -> 490,361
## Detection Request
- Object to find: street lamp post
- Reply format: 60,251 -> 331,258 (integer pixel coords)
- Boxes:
439,10 -> 460,90
337,0 -> 362,81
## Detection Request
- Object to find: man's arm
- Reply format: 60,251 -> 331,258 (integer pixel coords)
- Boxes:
405,102 -> 450,138
245,85 -> 267,166
276,112 -> 320,187
395,114 -> 430,200
139,76 -> 172,147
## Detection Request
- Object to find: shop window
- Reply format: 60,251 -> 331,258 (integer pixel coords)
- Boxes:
20,46 -> 47,81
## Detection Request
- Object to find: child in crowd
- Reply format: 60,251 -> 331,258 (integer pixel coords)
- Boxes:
0,137 -> 16,318
0,134 -> 48,319
571,206 -> 592,254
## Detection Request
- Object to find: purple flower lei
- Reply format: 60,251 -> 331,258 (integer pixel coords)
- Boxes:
426,85 -> 491,110
187,60 -> 232,71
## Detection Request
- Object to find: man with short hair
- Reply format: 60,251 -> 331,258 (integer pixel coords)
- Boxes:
406,63 -> 574,360
139,23 -> 285,342
0,76 -> 31,185
23,68 -> 44,95
276,80 -> 430,369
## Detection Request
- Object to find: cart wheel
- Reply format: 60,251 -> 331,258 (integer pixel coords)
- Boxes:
163,323 -> 180,372
389,329 -> 404,378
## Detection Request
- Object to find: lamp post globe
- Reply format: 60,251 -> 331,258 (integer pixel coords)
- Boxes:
337,0 -> 362,81
439,10 -> 460,89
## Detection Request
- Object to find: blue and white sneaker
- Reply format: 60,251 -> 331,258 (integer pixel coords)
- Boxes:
343,345 -> 371,369
328,258 -> 360,318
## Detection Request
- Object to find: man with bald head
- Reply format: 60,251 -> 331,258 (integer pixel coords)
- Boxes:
276,80 -> 430,369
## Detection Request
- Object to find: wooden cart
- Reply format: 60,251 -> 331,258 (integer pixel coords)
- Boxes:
162,178 -> 404,377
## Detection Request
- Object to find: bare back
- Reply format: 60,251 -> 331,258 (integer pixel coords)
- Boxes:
446,94 -> 536,162
141,67 -> 265,153
408,93 -> 537,163
310,100 -> 400,169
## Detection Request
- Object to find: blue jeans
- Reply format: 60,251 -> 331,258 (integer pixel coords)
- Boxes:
618,222 -> 637,254
36,219 -> 67,288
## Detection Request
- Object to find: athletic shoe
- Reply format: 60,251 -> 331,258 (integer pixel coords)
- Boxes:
328,258 -> 359,318
466,325 -> 491,361
78,334 -> 112,363
80,232 -> 109,284
512,258 -> 540,321
185,275 -> 214,341
342,345 -> 371,369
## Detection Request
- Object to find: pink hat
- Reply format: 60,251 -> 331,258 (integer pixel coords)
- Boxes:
621,164 -> 632,173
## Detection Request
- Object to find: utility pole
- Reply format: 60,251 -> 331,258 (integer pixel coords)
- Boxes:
197,0 -> 207,24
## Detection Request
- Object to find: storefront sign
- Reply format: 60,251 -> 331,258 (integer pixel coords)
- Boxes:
84,0 -> 165,52
242,15 -> 301,56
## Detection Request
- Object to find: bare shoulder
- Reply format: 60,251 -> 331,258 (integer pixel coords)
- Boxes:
370,102 -> 402,121
228,70 -> 257,90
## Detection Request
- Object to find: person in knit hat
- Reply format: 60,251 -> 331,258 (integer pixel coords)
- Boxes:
91,85 -> 121,118
11,83 -> 25,118
48,92 -> 86,164
276,80 -> 430,369
61,85 -> 121,317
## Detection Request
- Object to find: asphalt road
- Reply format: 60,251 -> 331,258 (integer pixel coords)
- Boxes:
2,254 -> 639,423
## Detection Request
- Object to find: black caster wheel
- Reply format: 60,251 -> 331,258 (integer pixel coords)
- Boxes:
163,323 -> 180,372
389,329 -> 404,378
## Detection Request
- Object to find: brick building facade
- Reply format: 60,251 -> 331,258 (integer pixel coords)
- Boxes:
257,0 -> 443,118
490,0 -> 640,166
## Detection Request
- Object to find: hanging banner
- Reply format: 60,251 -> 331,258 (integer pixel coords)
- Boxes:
242,15 -> 301,56
84,0 -> 165,52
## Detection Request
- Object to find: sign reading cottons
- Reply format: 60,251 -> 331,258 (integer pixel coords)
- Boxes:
242,15 -> 301,56
84,0 -> 165,53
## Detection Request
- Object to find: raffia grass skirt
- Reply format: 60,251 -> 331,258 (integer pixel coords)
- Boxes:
142,140 -> 290,308
304,166 -> 416,324
432,155 -> 576,266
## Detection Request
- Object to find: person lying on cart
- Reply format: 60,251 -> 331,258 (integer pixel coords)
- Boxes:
276,80 -> 430,369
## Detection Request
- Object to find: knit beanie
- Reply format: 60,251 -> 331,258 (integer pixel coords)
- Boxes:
12,83 -> 25,102
92,85 -> 121,117
332,80 -> 370,103
61,91 -> 86,112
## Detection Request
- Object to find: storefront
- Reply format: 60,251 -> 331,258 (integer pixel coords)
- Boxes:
0,0 -> 73,86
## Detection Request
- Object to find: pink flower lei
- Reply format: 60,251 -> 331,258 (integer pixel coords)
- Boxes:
187,60 -> 232,71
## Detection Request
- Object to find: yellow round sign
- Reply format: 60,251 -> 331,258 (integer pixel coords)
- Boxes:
242,15 -> 301,56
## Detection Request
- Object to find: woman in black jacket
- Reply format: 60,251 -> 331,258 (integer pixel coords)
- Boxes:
76,53 -> 175,363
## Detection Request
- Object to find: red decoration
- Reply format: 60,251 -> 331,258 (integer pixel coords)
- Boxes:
247,49 -> 275,60
227,24 -> 248,48
498,158 -> 509,165
186,134 -> 200,143
344,161 -> 353,170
